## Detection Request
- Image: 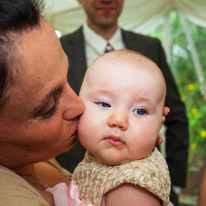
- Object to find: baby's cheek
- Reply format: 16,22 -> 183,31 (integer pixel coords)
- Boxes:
78,119 -> 89,147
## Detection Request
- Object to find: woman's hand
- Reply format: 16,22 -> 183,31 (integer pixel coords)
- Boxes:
156,107 -> 170,146
162,106 -> 170,123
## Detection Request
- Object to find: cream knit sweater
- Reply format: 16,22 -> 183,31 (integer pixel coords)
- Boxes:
0,158 -> 71,206
73,147 -> 171,206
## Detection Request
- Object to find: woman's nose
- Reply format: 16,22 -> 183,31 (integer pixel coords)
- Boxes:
107,111 -> 128,131
63,87 -> 85,120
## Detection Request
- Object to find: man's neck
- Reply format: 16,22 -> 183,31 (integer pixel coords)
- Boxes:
87,21 -> 118,41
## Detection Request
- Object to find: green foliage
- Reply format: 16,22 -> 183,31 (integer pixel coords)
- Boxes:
150,10 -> 206,170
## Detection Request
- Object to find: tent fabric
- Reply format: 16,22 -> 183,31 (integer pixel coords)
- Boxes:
44,0 -> 206,36
44,0 -> 206,98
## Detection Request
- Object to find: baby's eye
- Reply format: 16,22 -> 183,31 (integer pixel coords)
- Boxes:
97,102 -> 111,108
133,109 -> 147,115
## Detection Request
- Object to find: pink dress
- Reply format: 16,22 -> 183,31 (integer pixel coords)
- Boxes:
46,180 -> 92,206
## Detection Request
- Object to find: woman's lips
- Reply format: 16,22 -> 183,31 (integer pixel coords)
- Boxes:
69,130 -> 78,141
104,135 -> 125,146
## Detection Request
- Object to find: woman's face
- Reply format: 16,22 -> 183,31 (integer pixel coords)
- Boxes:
0,20 -> 84,168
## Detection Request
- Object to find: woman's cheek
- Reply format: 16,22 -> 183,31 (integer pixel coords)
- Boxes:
41,121 -> 62,142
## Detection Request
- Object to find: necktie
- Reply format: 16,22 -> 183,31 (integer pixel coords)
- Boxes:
104,42 -> 114,53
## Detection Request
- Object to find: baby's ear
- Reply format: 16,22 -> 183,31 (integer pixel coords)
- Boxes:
155,137 -> 163,146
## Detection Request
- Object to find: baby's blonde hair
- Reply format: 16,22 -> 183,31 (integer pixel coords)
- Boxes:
83,49 -> 167,103
89,49 -> 166,90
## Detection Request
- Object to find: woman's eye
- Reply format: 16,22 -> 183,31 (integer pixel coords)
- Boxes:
97,102 -> 111,108
36,95 -> 59,118
133,109 -> 147,115
41,99 -> 59,118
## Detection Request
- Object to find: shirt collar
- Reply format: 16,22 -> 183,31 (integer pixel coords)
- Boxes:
83,22 -> 123,54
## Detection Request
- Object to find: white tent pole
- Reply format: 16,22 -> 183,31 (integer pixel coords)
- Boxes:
160,12 -> 171,158
180,12 -> 206,100
163,12 -> 171,65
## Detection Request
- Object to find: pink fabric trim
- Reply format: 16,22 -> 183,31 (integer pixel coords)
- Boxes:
46,180 -> 92,206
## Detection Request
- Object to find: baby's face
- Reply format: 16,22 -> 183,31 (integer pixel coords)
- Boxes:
78,59 -> 166,165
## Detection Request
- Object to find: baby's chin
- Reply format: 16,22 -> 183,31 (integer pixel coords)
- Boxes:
88,148 -> 151,165
94,154 -> 135,166
94,152 -> 153,165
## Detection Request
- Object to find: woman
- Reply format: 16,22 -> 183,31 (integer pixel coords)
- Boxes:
0,0 -> 84,205
0,1 -> 170,205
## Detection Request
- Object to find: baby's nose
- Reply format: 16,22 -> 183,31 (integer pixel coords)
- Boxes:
107,112 -> 128,131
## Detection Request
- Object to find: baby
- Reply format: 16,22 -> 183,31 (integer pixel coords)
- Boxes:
48,49 -> 171,206
73,49 -> 171,206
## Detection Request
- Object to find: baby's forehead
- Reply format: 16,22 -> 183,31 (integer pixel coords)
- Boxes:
87,61 -> 159,89
91,55 -> 156,75
86,50 -> 164,83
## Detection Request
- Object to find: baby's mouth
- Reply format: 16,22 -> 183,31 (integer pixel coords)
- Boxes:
104,135 -> 125,147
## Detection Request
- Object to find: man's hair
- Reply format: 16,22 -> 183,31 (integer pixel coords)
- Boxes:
0,0 -> 44,107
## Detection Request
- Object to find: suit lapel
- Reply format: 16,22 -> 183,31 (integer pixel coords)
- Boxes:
121,29 -> 147,54
65,27 -> 87,94
68,27 -> 87,76
121,29 -> 136,50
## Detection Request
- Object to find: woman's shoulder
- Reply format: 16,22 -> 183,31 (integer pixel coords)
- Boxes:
0,165 -> 49,206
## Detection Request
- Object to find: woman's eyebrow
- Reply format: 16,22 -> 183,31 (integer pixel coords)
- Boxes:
31,85 -> 61,113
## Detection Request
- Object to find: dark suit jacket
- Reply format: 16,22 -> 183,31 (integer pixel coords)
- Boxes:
58,27 -> 189,187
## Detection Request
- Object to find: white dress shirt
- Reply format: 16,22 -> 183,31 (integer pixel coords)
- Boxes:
83,23 -> 125,67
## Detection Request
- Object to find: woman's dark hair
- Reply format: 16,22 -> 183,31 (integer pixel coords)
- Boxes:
0,0 -> 44,107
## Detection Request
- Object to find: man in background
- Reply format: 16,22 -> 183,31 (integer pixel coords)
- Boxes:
57,1 -> 189,205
